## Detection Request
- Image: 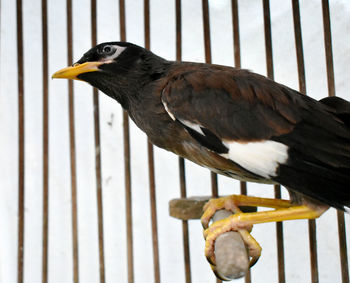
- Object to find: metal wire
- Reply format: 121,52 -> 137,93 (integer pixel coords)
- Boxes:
144,1 -> 162,282
118,1 -> 135,282
16,0 -> 25,282
176,0 -> 193,282
200,2 -> 221,282
90,1 -> 106,281
262,1 -> 286,282
290,2 -> 320,281
66,0 -> 80,281
41,0 -> 49,282
322,0 -> 349,282
231,2 -> 252,281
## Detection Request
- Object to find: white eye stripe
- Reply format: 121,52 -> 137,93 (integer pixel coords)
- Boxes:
101,45 -> 127,62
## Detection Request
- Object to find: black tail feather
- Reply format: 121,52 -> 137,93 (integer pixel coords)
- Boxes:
272,96 -> 350,210
319,96 -> 350,127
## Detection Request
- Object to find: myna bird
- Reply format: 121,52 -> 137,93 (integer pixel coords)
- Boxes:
53,42 -> 350,278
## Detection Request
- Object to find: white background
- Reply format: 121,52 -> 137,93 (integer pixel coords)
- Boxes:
0,0 -> 349,282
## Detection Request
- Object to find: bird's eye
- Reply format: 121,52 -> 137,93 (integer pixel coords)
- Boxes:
103,46 -> 112,53
99,45 -> 116,56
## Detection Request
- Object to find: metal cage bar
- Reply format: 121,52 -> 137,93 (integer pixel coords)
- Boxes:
16,0 -> 25,282
66,0 -> 80,282
231,1 -> 251,282
201,3 -> 220,283
201,0 -> 219,206
144,1 -> 162,282
41,0 -> 49,282
175,0 -> 193,282
90,0 -> 106,281
118,1 -> 135,283
322,1 -> 349,282
262,1 -> 286,282
291,2 -> 320,281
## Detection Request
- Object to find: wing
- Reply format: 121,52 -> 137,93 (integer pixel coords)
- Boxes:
161,65 -> 303,178
162,66 -> 300,142
161,64 -> 350,210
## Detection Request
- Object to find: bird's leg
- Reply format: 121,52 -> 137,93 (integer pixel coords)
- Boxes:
201,194 -> 294,228
203,202 -> 327,266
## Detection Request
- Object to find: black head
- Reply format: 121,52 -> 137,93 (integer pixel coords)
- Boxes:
52,42 -> 168,107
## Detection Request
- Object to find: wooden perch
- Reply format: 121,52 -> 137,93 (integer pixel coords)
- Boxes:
169,196 -> 256,220
169,196 -> 257,280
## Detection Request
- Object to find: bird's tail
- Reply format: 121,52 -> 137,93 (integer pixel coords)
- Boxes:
273,96 -> 350,211
319,96 -> 350,127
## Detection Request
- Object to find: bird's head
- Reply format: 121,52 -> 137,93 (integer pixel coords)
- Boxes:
52,42 -> 168,107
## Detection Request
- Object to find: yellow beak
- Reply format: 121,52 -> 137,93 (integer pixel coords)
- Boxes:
52,61 -> 103,80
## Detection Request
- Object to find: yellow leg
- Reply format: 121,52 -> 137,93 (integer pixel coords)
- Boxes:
204,204 -> 327,265
201,194 -> 294,229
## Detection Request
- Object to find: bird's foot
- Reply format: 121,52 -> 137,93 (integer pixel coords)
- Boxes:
203,213 -> 261,268
201,196 -> 243,229
201,196 -> 262,268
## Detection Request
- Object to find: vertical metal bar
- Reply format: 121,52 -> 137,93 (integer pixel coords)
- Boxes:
308,220 -> 319,283
16,0 -> 25,282
231,1 -> 251,282
91,1 -> 105,282
262,0 -> 273,79
179,158 -> 192,283
291,0 -> 306,94
175,0 -> 182,61
175,1 -> 192,282
337,211 -> 349,283
147,142 -> 161,283
321,1 -> 349,282
273,187 -> 285,283
201,3 -> 222,283
201,1 -> 218,201
231,0 -> 240,69
262,1 -> 286,282
123,107 -> 134,282
144,1 -> 161,282
201,0 -> 212,65
291,2 -> 319,282
41,0 -> 49,282
123,109 -> 133,283
144,0 -> 150,49
211,173 -> 218,198
321,0 -> 335,98
66,0 -> 80,282
118,1 -> 134,283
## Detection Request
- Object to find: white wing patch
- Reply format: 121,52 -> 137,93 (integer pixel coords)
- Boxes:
162,98 -> 205,135
220,140 -> 289,178
161,99 -> 176,120
178,119 -> 205,135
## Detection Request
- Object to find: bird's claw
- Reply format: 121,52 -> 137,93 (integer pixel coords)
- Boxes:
237,229 -> 262,267
203,214 -> 261,270
210,263 -> 230,281
201,196 -> 242,229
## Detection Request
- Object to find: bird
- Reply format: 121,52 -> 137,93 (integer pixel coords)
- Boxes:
53,41 -> 350,279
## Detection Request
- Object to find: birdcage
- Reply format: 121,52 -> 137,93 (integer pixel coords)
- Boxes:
0,0 -> 349,283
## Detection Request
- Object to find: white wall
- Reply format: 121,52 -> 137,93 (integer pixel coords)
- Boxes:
0,0 -> 349,282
